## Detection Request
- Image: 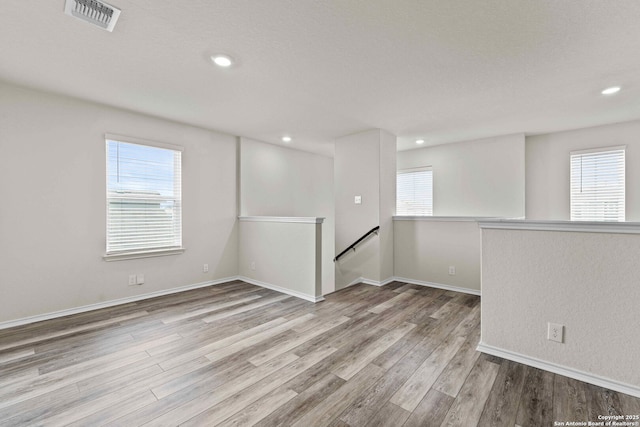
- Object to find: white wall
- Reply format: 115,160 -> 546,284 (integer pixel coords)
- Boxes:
0,83 -> 238,323
397,133 -> 526,218
526,119 -> 640,221
481,226 -> 640,394
334,129 -> 396,289
238,219 -> 322,301
394,133 -> 524,293
239,138 -> 335,294
394,219 -> 481,293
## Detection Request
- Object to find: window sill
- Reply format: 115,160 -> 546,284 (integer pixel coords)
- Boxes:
103,247 -> 186,262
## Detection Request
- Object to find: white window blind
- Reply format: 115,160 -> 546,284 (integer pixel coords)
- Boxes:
570,147 -> 625,222
106,137 -> 183,254
397,167 -> 433,216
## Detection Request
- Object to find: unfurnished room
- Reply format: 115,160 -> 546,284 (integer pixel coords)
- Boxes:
1,1 -> 639,426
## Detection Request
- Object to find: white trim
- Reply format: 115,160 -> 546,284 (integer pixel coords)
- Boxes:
103,247 -> 186,262
344,276 -> 480,295
378,277 -> 397,286
397,166 -> 432,174
237,276 -> 324,303
393,216 -> 511,222
0,277 -> 238,330
345,276 -> 394,287
570,145 -> 626,156
105,133 -> 184,152
477,342 -> 640,399
238,216 -> 325,224
0,274 -> 326,330
346,277 -> 365,288
478,219 -> 640,234
392,277 -> 481,296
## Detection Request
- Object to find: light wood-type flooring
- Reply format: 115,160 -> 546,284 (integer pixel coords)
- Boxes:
0,280 -> 638,426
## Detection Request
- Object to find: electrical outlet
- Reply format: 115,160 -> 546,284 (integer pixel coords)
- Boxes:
354,195 -> 362,204
250,261 -> 256,271
128,275 -> 137,286
448,266 -> 456,275
136,274 -> 145,285
203,263 -> 209,273
548,322 -> 564,343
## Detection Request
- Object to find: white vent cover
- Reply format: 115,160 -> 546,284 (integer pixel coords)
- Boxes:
64,0 -> 121,32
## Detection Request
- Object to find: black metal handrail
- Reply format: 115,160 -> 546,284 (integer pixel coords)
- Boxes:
334,226 -> 380,262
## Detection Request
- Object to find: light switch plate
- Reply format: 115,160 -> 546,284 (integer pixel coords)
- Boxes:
354,195 -> 362,204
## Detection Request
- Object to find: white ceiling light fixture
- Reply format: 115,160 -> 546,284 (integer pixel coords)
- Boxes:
601,86 -> 621,95
64,0 -> 121,32
416,139 -> 425,145
211,54 -> 234,68
282,136 -> 292,143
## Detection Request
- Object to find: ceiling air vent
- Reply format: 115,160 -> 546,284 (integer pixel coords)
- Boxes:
64,0 -> 121,32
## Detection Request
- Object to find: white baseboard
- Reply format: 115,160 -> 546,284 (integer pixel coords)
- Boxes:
346,277 -> 364,288
344,276 -> 480,297
0,276 -> 239,331
364,277 -> 396,286
392,276 -> 481,296
345,276 -> 396,288
237,276 -> 324,303
0,274 -> 325,330
0,274 -> 472,330
477,342 -> 640,399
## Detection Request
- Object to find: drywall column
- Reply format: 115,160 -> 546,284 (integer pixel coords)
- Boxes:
334,129 -> 396,289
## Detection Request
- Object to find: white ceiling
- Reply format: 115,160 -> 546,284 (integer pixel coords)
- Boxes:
2,1 -> 640,156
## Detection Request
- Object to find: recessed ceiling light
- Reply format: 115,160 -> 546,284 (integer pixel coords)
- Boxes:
282,136 -> 292,143
416,139 -> 425,145
601,86 -> 621,95
211,54 -> 233,67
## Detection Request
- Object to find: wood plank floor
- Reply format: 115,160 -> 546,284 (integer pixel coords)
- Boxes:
0,280 -> 638,426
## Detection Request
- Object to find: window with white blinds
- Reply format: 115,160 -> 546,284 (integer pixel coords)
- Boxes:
396,167 -> 433,216
570,147 -> 625,222
106,137 -> 183,255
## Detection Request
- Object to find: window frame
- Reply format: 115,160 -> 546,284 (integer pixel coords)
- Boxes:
396,166 -> 433,216
569,145 -> 625,222
103,133 -> 185,261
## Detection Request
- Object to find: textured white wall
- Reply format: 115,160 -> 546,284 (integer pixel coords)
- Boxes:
0,83 -> 238,323
481,228 -> 640,389
239,137 -> 335,294
394,219 -> 481,292
397,134 -> 525,217
526,119 -> 640,221
238,220 -> 321,300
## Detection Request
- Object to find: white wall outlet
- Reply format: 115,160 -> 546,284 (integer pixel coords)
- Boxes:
250,261 -> 256,271
354,195 -> 362,204
448,266 -> 456,275
136,274 -> 145,285
548,322 -> 564,343
128,274 -> 137,286
203,263 -> 209,273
